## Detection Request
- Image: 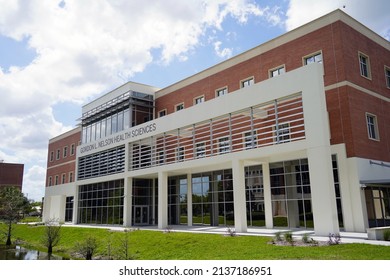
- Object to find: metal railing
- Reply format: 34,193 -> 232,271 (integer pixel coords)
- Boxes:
129,93 -> 305,171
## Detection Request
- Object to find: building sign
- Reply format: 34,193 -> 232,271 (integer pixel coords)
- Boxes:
80,122 -> 157,154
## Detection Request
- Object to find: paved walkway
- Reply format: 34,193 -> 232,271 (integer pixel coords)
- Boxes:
64,224 -> 390,246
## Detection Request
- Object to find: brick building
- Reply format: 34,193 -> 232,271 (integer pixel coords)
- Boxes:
0,161 -> 24,191
43,10 -> 390,235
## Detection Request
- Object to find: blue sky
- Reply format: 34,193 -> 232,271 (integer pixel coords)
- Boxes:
0,0 -> 389,201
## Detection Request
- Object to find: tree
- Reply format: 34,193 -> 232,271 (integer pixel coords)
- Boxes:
74,236 -> 98,260
41,218 -> 62,254
0,187 -> 31,246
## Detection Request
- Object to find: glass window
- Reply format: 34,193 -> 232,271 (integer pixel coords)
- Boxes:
275,123 -> 290,143
71,144 -> 75,155
106,116 -> 111,136
385,66 -> 390,88
50,151 -> 54,162
244,131 -> 257,149
241,77 -> 254,88
49,176 -> 52,186
195,142 -> 206,158
91,123 -> 96,141
194,96 -> 205,105
158,109 -> 167,117
117,111 -> 124,132
176,146 -> 184,161
56,149 -> 60,160
101,118 -> 107,138
124,109 -> 130,129
359,52 -> 371,78
216,87 -> 227,97
111,113 -> 118,134
304,52 -> 322,65
63,146 -> 68,158
176,103 -> 184,111
270,66 -> 285,77
218,137 -> 230,154
366,113 -> 379,140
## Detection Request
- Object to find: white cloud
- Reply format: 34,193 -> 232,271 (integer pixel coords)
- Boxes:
23,165 -> 47,202
214,41 -> 233,59
0,0 -> 275,201
285,0 -> 390,39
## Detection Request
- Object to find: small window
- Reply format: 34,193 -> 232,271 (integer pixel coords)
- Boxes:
195,142 -> 206,158
194,96 -> 205,105
158,109 -> 167,117
275,123 -> 290,143
216,87 -> 228,97
241,77 -> 254,88
55,175 -> 59,185
359,52 -> 371,79
176,147 -> 185,161
304,52 -> 323,65
158,151 -> 165,164
175,103 -> 184,111
48,176 -> 52,186
50,151 -> 54,162
269,65 -> 285,78
56,149 -> 60,160
218,137 -> 230,154
366,113 -> 379,141
385,66 -> 390,88
70,144 -> 75,156
244,131 -> 257,149
69,172 -> 73,183
63,146 -> 68,158
61,173 -> 66,184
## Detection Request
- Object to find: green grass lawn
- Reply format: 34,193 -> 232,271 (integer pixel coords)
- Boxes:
3,223 -> 390,260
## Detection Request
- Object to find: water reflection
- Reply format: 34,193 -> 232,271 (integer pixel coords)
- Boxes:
0,245 -> 67,260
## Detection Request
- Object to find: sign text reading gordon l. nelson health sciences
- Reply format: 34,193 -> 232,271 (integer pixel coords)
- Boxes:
80,123 -> 157,154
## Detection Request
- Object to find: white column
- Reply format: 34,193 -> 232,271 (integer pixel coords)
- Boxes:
152,178 -> 156,225
232,159 -> 247,233
187,173 -> 193,226
158,171 -> 168,229
72,185 -> 79,224
308,146 -> 340,235
262,162 -> 273,229
301,63 -> 339,235
123,177 -> 133,227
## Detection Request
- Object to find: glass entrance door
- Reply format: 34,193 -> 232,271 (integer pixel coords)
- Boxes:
134,206 -> 149,225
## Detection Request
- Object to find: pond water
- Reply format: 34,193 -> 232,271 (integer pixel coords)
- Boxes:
0,245 -> 67,260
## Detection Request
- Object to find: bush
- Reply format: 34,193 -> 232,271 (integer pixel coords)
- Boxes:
328,233 -> 341,245
301,233 -> 310,243
74,236 -> 98,260
274,231 -> 283,242
284,232 -> 294,245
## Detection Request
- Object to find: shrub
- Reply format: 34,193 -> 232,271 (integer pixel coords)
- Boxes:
225,226 -> 237,237
74,236 -> 98,260
274,231 -> 283,242
284,232 -> 294,245
328,233 -> 341,245
302,233 -> 310,243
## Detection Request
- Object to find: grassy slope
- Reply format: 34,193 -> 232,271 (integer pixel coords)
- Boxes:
6,224 -> 390,260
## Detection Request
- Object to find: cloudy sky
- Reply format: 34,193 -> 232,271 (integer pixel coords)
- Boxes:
0,0 -> 389,201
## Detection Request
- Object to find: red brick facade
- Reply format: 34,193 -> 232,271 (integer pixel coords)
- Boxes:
155,20 -> 390,162
46,128 -> 80,187
0,162 -> 24,191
